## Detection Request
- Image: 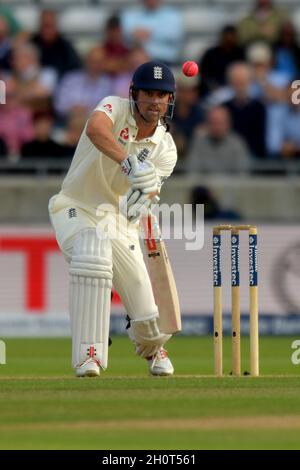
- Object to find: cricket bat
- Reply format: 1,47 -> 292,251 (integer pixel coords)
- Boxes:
141,214 -> 182,334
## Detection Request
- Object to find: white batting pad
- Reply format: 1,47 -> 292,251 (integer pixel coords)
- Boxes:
69,228 -> 113,369
128,315 -> 171,358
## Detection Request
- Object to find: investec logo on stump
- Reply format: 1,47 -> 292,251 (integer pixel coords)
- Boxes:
213,235 -> 221,287
231,235 -> 240,287
249,235 -> 258,286
0,80 -> 6,104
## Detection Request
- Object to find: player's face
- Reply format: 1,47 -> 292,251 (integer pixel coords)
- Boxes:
136,90 -> 171,123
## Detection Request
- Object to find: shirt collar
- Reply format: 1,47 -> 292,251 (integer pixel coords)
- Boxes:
150,122 -> 166,144
127,113 -> 166,144
127,113 -> 136,127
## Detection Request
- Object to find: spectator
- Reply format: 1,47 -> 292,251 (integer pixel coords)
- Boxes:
55,46 -> 111,119
279,87 -> 300,160
121,0 -> 184,65
274,22 -> 300,81
249,42 -> 291,94
247,42 -> 290,155
0,2 -> 22,37
110,46 -> 149,98
0,16 -> 11,70
223,63 -> 266,157
186,107 -> 250,174
238,0 -> 288,46
10,43 -> 57,112
199,26 -> 245,96
170,75 -> 204,164
31,10 -> 82,79
102,15 -> 131,75
0,78 -> 34,157
59,109 -> 88,157
191,186 -> 241,221
0,136 -> 7,157
21,111 -> 66,158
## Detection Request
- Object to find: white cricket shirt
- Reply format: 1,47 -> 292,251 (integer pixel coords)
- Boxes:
59,96 -> 177,212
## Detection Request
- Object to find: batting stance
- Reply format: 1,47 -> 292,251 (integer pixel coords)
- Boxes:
49,61 -> 178,377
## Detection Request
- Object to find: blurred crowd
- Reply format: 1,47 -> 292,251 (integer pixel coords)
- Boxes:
0,0 -> 300,175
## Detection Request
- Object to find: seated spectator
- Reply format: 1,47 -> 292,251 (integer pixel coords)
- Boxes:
59,109 -> 88,157
170,75 -> 204,165
9,43 -> 57,112
0,136 -> 7,157
121,0 -> 184,65
0,78 -> 34,157
199,25 -> 245,96
0,2 -> 22,37
0,16 -> 12,71
249,42 -> 291,96
31,10 -> 81,79
238,0 -> 288,46
55,46 -> 111,119
21,111 -> 66,158
223,63 -> 266,157
274,22 -> 300,82
279,87 -> 300,160
191,186 -> 241,221
247,42 -> 290,155
111,46 -> 149,97
186,107 -> 250,174
102,15 -> 130,76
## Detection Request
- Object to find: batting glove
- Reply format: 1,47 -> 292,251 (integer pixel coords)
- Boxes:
120,153 -> 159,195
120,188 -> 160,223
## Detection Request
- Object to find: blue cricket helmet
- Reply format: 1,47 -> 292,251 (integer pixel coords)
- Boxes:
130,61 -> 176,121
131,61 -> 176,93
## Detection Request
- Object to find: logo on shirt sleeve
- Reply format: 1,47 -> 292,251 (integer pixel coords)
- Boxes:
68,208 -> 77,219
119,127 -> 129,145
103,103 -> 112,113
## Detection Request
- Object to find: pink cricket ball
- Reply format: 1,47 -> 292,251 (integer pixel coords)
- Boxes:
182,61 -> 199,77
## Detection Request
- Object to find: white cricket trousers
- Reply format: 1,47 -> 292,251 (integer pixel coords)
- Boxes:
48,193 -> 158,320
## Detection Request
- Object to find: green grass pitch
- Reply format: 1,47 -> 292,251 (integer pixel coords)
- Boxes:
0,336 -> 300,450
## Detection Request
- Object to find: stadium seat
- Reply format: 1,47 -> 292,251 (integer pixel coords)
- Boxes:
183,8 -> 233,34
163,0 -> 192,2
99,0 -> 136,4
99,0 -> 187,6
276,0 -> 300,6
1,0 -> 33,5
183,37 -> 213,61
59,7 -> 109,34
214,0 -> 252,5
39,0 -> 90,6
216,0 -> 300,14
294,8 -> 300,32
14,6 -> 40,32
4,0 -> 35,4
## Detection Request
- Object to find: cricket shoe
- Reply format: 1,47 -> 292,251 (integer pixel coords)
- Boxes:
147,348 -> 174,376
75,358 -> 100,377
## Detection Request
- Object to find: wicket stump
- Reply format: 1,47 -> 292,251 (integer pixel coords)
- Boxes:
213,225 -> 259,377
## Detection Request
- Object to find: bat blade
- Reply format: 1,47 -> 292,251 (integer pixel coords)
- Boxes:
142,215 -> 181,334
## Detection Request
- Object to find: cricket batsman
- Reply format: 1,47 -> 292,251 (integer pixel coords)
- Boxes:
49,61 -> 178,377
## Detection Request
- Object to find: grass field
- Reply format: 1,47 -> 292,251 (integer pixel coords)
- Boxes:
0,336 -> 300,450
